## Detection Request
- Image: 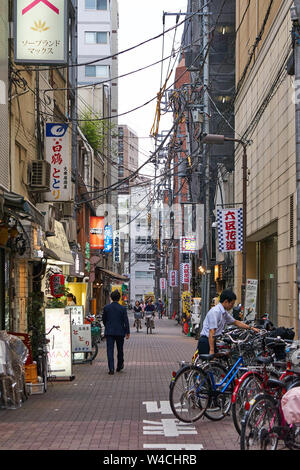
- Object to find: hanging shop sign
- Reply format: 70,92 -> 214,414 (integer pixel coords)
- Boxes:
113,230 -> 120,263
44,123 -> 71,202
217,208 -> 243,252
67,305 -> 84,325
14,0 -> 68,64
45,307 -> 73,380
169,270 -> 178,287
180,263 -> 191,284
90,216 -> 104,250
180,236 -> 196,253
49,273 -> 65,297
104,224 -> 113,253
160,278 -> 166,290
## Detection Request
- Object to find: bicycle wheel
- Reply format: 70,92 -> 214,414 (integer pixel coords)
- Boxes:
84,340 -> 98,362
202,361 -> 234,421
232,373 -> 263,435
240,393 -> 280,450
169,364 -> 211,423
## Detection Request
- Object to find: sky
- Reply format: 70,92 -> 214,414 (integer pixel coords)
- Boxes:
117,0 -> 189,172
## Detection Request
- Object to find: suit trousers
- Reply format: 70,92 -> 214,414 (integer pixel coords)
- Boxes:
106,335 -> 125,371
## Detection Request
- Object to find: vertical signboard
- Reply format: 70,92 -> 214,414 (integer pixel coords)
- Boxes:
244,279 -> 258,321
180,236 -> 196,253
72,325 -> 92,353
45,308 -> 73,379
160,278 -> 166,290
217,208 -> 243,252
104,224 -> 113,253
90,216 -> 105,249
14,0 -> 68,64
44,123 -> 71,202
180,263 -> 190,284
113,230 -> 120,263
169,270 -> 178,287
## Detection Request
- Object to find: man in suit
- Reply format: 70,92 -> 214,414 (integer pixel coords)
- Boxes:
102,290 -> 130,375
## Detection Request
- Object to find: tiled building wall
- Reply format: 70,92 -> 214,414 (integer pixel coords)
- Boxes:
234,1 -> 297,330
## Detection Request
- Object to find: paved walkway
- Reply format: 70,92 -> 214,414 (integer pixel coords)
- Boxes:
0,313 -> 240,451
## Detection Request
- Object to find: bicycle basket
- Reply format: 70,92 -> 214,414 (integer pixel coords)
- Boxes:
91,326 -> 100,336
281,387 -> 300,425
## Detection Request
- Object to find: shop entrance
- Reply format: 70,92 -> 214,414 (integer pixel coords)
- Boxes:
257,235 -> 278,325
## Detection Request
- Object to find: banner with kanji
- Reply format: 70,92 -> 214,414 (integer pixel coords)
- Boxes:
217,208 -> 243,252
180,263 -> 191,284
168,270 -> 178,287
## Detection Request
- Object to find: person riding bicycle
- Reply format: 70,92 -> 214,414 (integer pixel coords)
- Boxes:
144,299 -> 155,327
197,289 -> 260,355
133,300 -> 142,328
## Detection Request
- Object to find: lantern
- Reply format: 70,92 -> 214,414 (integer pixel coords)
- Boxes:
50,274 -> 65,298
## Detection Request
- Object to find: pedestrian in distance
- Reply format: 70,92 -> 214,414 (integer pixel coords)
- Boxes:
133,300 -> 142,328
66,293 -> 76,305
156,298 -> 164,319
144,299 -> 155,328
197,289 -> 260,355
102,290 -> 130,375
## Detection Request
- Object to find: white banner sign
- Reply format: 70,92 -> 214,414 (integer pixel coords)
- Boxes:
113,230 -> 121,264
44,123 -> 71,202
244,279 -> 258,321
180,263 -> 191,284
72,324 -> 92,353
169,270 -> 178,288
14,0 -> 68,64
45,307 -> 72,379
217,208 -> 243,252
160,278 -> 166,290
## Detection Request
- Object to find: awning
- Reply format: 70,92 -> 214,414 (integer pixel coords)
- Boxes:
45,220 -> 74,265
97,267 -> 129,282
3,191 -> 45,229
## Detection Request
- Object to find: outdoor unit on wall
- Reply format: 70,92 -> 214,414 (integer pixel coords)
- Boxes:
28,160 -> 51,191
36,203 -> 55,233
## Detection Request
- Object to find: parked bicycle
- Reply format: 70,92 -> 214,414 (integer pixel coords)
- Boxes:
145,313 -> 155,334
240,378 -> 300,450
31,325 -> 60,392
169,330 -> 257,423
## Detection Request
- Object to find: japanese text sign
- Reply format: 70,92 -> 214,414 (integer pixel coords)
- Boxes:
160,278 -> 166,290
90,216 -> 105,250
72,325 -> 92,353
44,123 -> 71,202
104,225 -> 113,253
14,0 -> 68,64
169,270 -> 178,287
113,230 -> 120,263
217,208 -> 243,252
180,263 -> 190,284
180,236 -> 196,253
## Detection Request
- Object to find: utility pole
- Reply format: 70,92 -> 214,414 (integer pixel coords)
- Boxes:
201,0 -> 210,323
291,1 -> 300,338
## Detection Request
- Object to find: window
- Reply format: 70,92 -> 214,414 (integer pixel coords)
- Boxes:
85,32 -> 108,44
136,254 -> 155,262
85,0 -> 108,10
85,65 -> 109,78
135,271 -> 154,279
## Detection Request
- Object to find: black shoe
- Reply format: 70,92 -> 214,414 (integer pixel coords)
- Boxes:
108,370 -> 114,375
116,365 -> 124,372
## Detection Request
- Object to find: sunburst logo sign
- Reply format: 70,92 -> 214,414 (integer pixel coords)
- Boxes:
14,0 -> 67,64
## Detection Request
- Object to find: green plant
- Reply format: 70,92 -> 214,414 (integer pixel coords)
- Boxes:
45,285 -> 71,308
27,291 -> 45,361
80,110 -> 118,153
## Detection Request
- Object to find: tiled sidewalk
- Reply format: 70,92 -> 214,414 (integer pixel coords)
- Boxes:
0,314 -> 240,451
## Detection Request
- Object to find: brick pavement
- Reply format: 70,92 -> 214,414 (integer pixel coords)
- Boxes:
0,313 -> 241,451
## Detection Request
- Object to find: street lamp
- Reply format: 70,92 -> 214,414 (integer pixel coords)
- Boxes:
202,134 -> 248,306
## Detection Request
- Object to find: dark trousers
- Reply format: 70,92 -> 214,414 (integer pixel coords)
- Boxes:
197,336 -> 217,354
106,335 -> 124,371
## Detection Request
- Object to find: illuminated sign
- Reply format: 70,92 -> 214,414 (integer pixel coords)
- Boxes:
14,0 -> 68,64
104,224 -> 113,253
90,216 -> 105,249
180,236 -> 196,253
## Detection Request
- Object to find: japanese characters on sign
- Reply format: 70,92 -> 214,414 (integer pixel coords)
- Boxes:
113,230 -> 120,263
168,270 -> 178,288
217,208 -> 243,252
14,0 -> 68,64
180,263 -> 190,284
72,325 -> 92,353
180,236 -> 196,253
90,216 -> 105,250
44,123 -> 71,202
104,225 -> 113,253
160,278 -> 166,290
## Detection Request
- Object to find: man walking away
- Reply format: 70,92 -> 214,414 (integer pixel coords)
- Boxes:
102,290 -> 130,375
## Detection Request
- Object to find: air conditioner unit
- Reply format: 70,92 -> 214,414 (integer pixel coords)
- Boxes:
36,203 -> 55,232
29,160 -> 51,191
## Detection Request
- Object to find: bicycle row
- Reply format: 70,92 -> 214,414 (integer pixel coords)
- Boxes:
168,325 -> 300,450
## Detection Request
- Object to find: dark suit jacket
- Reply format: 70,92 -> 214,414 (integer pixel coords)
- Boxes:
102,301 -> 130,337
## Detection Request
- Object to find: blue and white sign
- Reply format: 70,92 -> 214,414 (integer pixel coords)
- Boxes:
104,224 -> 113,253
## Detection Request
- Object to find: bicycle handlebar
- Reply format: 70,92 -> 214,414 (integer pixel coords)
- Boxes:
225,331 -> 251,344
